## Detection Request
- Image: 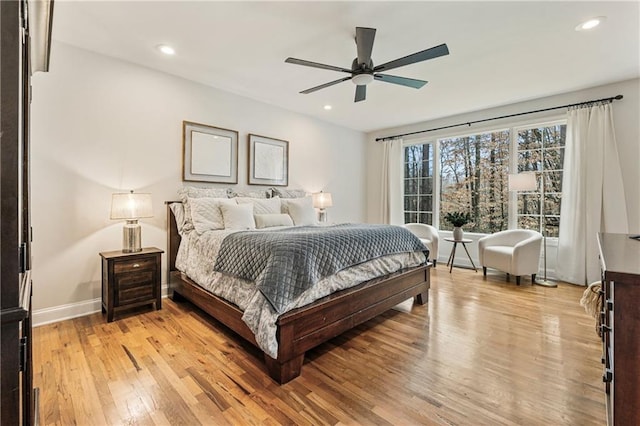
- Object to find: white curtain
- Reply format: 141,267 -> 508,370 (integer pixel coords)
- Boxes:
380,138 -> 403,225
557,102 -> 628,285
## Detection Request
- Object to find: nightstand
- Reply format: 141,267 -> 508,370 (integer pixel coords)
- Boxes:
99,247 -> 163,322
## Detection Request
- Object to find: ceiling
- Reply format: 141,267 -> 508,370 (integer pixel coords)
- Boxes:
51,1 -> 639,133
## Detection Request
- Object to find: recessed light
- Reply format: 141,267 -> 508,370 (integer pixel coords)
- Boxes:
575,16 -> 606,31
323,105 -> 332,110
157,44 -> 176,55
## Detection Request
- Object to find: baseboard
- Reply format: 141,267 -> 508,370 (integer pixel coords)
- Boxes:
33,284 -> 170,327
32,298 -> 102,327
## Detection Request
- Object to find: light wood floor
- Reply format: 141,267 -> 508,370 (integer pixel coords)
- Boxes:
33,268 -> 606,425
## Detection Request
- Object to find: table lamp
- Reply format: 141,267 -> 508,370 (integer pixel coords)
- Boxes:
110,191 -> 153,252
312,191 -> 333,222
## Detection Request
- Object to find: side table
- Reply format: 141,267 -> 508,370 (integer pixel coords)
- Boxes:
100,247 -> 163,322
444,238 -> 477,273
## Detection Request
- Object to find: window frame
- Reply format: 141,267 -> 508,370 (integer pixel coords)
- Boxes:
401,114 -> 567,237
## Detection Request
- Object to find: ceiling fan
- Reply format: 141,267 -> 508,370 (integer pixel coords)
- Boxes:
285,27 -> 450,103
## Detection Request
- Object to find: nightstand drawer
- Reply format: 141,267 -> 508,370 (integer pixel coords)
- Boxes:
114,256 -> 156,274
117,282 -> 155,305
115,270 -> 156,305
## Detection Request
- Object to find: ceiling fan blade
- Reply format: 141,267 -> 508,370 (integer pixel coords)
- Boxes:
374,74 -> 428,89
373,43 -> 449,73
285,57 -> 352,74
300,76 -> 352,94
356,27 -> 376,66
354,85 -> 366,102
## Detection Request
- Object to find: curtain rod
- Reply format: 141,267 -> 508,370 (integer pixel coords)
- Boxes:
375,94 -> 624,142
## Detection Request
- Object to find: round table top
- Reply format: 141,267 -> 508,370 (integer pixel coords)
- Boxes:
444,237 -> 473,243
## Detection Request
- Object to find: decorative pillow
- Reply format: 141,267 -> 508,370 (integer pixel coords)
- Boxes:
254,213 -> 294,229
189,197 -> 236,234
169,202 -> 187,234
284,197 -> 317,226
227,188 -> 270,199
236,197 -> 281,215
220,203 -> 256,230
272,188 -> 307,199
178,186 -> 230,231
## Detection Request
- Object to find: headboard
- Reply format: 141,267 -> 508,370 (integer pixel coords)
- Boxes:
165,201 -> 182,280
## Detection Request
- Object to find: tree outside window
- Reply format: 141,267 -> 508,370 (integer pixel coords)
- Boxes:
439,130 -> 510,233
516,124 -> 566,237
403,144 -> 433,224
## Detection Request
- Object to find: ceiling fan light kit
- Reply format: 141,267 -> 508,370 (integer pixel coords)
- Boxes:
352,73 -> 374,85
285,26 -> 449,102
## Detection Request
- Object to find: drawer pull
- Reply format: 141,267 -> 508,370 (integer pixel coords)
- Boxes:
133,263 -> 140,268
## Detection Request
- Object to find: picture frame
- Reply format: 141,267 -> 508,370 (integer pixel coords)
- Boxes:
248,134 -> 289,186
182,121 -> 238,183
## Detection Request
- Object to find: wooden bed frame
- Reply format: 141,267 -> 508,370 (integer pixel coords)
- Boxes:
166,202 -> 431,384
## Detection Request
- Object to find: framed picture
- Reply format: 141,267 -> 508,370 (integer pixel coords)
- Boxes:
248,134 -> 289,186
182,121 -> 238,183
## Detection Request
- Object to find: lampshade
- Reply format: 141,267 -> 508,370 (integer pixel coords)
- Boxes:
508,173 -> 537,192
110,192 -> 154,220
312,192 -> 333,209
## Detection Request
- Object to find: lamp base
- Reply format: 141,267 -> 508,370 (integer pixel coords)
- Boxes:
318,209 -> 327,223
534,279 -> 558,288
122,220 -> 142,253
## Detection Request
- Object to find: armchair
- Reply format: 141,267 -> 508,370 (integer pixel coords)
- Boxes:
403,223 -> 439,267
478,229 -> 542,285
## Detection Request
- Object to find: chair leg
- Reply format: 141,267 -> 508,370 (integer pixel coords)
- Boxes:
483,266 -> 487,276
531,274 -> 536,283
516,276 -> 521,286
506,273 -> 510,282
432,259 -> 436,268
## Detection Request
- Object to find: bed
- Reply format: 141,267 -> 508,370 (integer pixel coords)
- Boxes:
166,200 -> 431,384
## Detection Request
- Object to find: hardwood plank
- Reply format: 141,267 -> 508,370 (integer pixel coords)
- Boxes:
33,268 -> 606,425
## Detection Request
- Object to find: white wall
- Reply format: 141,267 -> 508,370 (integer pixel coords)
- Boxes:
30,42 -> 366,322
366,78 -> 640,275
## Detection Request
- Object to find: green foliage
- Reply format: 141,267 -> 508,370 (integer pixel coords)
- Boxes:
443,211 -> 471,227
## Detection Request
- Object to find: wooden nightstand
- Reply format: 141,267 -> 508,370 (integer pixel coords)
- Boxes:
99,247 -> 163,322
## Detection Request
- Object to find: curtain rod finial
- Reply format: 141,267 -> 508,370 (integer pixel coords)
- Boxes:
614,95 -> 623,100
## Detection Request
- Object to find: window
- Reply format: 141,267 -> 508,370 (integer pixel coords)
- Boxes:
403,143 -> 433,224
516,123 -> 566,237
439,130 -> 510,233
401,119 -> 566,237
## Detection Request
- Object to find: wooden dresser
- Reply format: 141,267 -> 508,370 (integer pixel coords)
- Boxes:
1,1 -> 53,424
597,233 -> 640,426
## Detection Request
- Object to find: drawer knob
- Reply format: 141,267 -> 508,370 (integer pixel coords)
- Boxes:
133,263 -> 140,268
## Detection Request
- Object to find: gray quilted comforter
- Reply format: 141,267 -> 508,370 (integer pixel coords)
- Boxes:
213,224 -> 428,314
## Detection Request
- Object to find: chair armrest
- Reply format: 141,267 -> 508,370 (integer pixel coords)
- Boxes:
511,235 -> 543,275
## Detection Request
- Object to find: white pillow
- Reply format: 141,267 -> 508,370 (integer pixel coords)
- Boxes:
236,197 -> 281,215
284,197 -> 317,226
178,186 -> 229,231
254,213 -> 294,229
190,197 -> 236,234
220,203 -> 256,230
